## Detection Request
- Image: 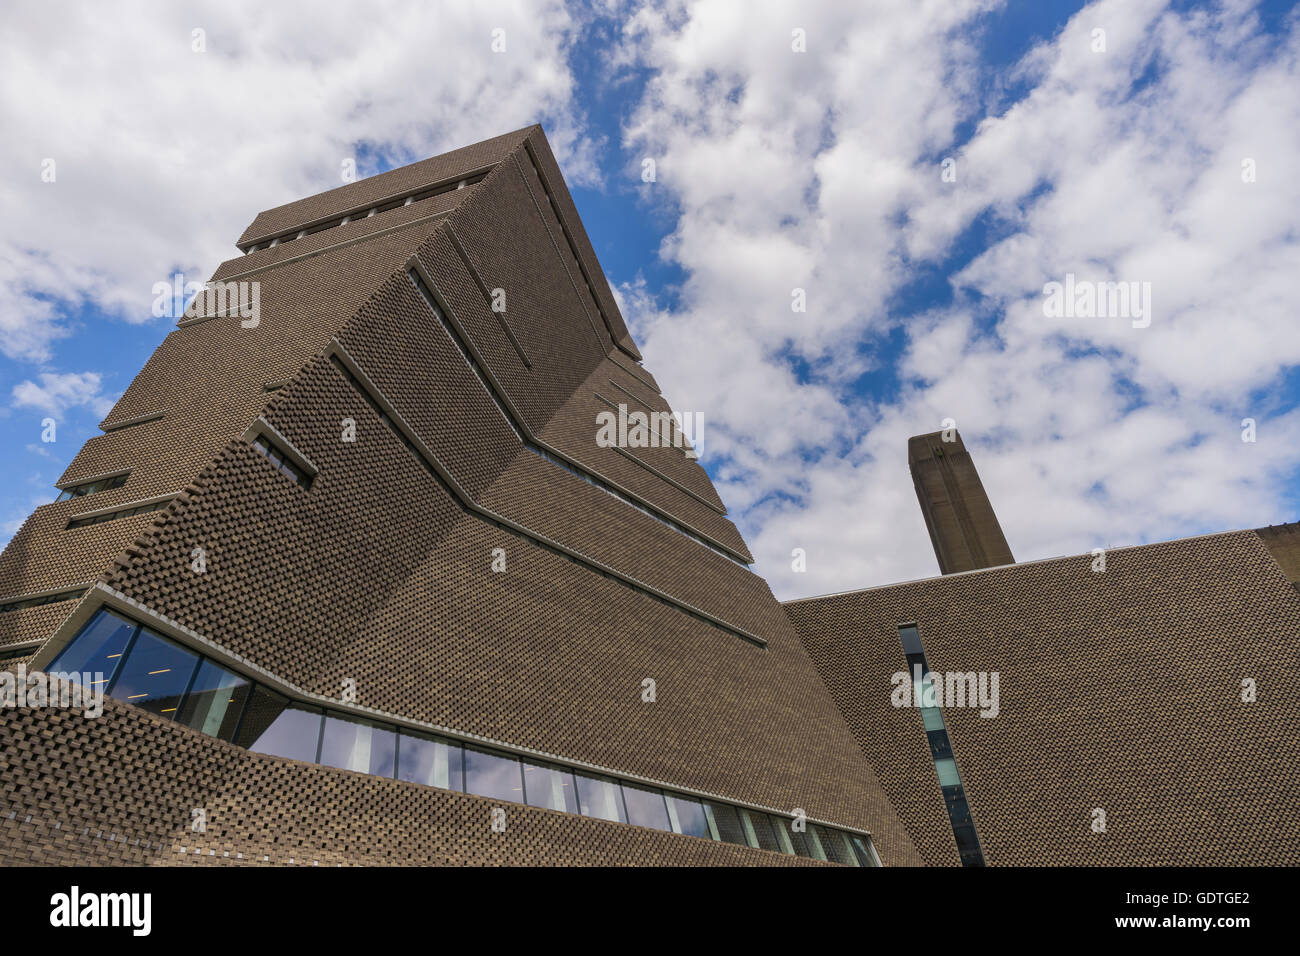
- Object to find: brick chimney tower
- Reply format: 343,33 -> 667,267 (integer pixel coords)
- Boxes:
908,429 -> 1014,574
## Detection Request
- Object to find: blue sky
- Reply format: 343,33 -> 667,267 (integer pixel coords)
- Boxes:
2,0 -> 1298,597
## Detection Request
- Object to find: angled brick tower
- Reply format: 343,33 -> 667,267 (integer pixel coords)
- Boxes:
0,127 -> 917,866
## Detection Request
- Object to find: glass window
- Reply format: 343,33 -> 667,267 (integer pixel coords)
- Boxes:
177,660 -> 251,741
666,795 -> 711,839
107,628 -> 199,719
899,624 -> 924,655
900,623 -> 985,867
464,747 -> 523,802
575,772 -> 627,823
745,811 -> 785,854
622,784 -> 672,831
815,825 -> 857,865
934,757 -> 962,788
397,732 -> 463,790
927,728 -> 953,758
953,823 -> 983,866
236,686 -> 322,762
850,835 -> 880,867
319,714 -> 396,778
704,801 -> 747,845
523,762 -> 577,813
787,823 -> 814,858
47,608 -> 137,690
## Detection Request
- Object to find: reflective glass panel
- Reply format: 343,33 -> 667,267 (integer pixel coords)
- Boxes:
177,659 -> 251,741
934,757 -> 962,788
397,732 -> 463,790
47,608 -> 136,690
666,795 -> 710,839
622,784 -> 672,831
464,747 -> 523,801
523,762 -> 577,812
236,687 -> 322,762
107,628 -> 199,719
319,714 -> 397,777
575,772 -> 626,822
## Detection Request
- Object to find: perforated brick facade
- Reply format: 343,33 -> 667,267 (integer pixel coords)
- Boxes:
0,126 -> 918,867
786,530 -> 1300,866
3,125 -> 1292,870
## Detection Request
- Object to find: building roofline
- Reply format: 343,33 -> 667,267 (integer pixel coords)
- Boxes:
780,527 -> 1259,605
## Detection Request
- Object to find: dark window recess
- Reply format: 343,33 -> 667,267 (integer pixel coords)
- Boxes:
0,589 -> 86,614
55,473 -> 127,502
249,173 -> 488,252
251,434 -> 312,490
66,503 -> 165,529
899,623 -> 986,867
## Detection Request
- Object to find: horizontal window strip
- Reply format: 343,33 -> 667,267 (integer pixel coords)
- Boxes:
242,172 -> 489,253
66,502 -> 167,530
406,269 -> 747,567
54,472 -> 128,502
0,589 -> 87,614
47,605 -> 879,865
99,410 -> 165,433
327,351 -> 765,648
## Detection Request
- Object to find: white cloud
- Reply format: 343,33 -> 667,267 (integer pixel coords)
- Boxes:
0,0 -> 595,362
10,371 -> 116,421
613,0 -> 1300,598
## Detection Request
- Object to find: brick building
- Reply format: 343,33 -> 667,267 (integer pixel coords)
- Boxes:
1,128 -> 1295,867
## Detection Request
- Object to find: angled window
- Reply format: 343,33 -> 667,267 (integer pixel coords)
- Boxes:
236,687 -> 323,763
66,502 -> 165,529
899,622 -> 986,867
55,473 -> 128,502
177,659 -> 251,741
43,604 -> 883,866
106,627 -> 200,719
0,589 -> 86,614
47,608 -> 137,689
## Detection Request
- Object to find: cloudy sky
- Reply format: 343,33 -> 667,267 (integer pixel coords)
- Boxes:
1,0 -> 1297,600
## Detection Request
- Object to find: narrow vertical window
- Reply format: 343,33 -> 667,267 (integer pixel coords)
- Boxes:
899,623 -> 986,867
